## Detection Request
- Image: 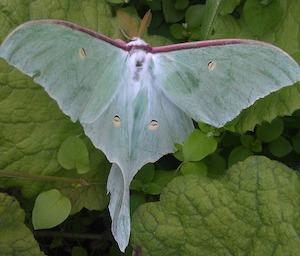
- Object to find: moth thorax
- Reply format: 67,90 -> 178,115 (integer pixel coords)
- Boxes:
130,50 -> 148,82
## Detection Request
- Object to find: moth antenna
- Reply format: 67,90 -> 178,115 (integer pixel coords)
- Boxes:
138,10 -> 152,38
116,10 -> 138,39
119,28 -> 131,41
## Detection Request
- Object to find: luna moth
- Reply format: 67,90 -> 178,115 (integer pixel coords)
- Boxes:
1,10 -> 300,252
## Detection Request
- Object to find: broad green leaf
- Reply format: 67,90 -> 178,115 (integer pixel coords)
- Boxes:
256,118 -> 284,142
57,136 -> 90,174
244,0 -> 284,36
131,156 -> 300,255
269,136 -> 293,157
0,193 -> 45,256
182,129 -> 218,162
33,189 -> 71,229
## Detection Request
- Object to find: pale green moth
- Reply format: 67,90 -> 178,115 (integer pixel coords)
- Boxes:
1,11 -> 300,252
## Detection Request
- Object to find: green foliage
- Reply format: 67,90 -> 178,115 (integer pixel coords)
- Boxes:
57,136 -> 90,174
32,189 -> 71,229
243,0 -> 284,36
0,193 -> 45,255
0,0 -> 300,254
131,156 -> 300,255
181,129 -> 218,162
256,118 -> 284,142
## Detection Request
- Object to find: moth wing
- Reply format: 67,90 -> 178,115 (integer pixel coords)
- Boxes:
153,41 -> 300,127
0,21 -> 127,123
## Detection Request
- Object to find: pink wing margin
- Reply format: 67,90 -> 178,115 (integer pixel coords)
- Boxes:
20,19 -> 128,50
151,38 -> 291,56
20,19 -> 292,58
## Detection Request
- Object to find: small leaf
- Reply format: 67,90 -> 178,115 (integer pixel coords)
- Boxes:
240,134 -> 262,152
57,136 -> 90,174
162,0 -> 185,22
173,143 -> 184,161
170,23 -> 186,39
32,189 -> 71,229
145,183 -> 163,195
228,145 -> 253,167
182,129 -> 218,162
256,118 -> 284,143
130,179 -> 143,191
180,161 -> 207,177
152,170 -> 179,189
188,27 -> 201,40
185,5 -> 205,28
203,153 -> 227,177
269,136 -> 293,158
198,122 -> 221,136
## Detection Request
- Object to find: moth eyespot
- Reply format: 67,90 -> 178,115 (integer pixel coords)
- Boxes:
113,115 -> 121,127
207,61 -> 216,71
148,120 -> 159,131
79,48 -> 86,59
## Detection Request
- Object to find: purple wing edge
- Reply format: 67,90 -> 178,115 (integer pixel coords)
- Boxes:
151,38 -> 288,54
11,19 -> 296,59
16,19 -> 128,51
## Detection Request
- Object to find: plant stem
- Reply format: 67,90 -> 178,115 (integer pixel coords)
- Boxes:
0,170 -> 88,186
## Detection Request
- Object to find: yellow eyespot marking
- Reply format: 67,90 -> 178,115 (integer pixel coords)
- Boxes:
113,115 -> 121,127
79,48 -> 86,59
148,120 -> 159,131
208,61 -> 216,71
